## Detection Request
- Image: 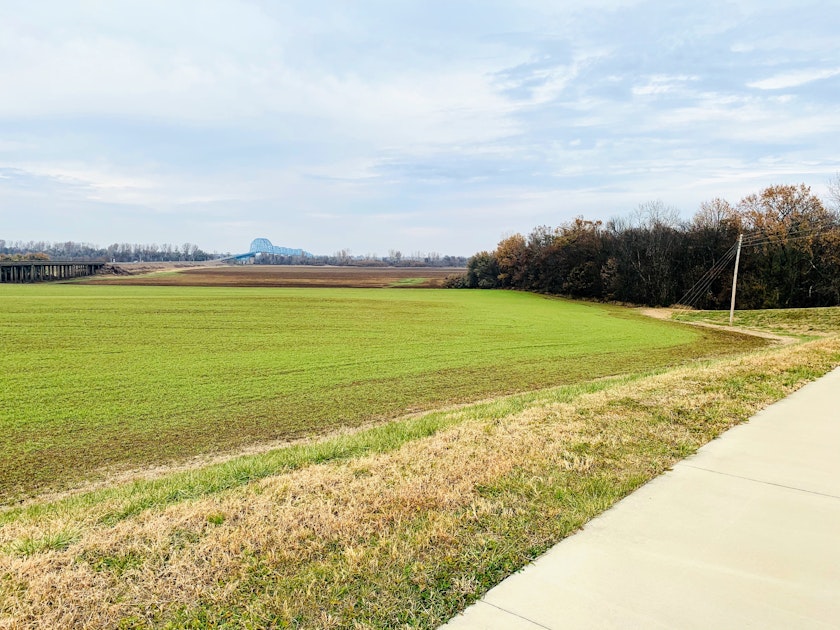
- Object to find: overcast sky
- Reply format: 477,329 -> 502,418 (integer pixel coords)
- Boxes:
2,1 -> 839,256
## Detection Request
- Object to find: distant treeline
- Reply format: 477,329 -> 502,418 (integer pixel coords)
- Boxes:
0,240 -> 217,262
251,252 -> 467,267
0,240 -> 469,268
450,184 -> 840,309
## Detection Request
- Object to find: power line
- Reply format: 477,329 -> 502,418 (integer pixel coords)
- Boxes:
677,247 -> 737,308
675,244 -> 738,309
742,233 -> 827,248
729,234 -> 744,325
677,251 -> 736,309
740,225 -> 828,246
676,225 -> 833,310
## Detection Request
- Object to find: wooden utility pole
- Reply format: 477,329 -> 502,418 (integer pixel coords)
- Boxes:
729,233 -> 743,326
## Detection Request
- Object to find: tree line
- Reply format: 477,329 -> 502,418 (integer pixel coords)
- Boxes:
451,184 -> 840,309
0,240 -> 218,262
251,251 -> 467,267
0,240 -> 468,268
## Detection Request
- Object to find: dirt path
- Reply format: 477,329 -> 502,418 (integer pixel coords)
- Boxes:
638,308 -> 797,345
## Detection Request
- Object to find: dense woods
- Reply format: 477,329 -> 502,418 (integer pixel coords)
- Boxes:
454,184 -> 840,309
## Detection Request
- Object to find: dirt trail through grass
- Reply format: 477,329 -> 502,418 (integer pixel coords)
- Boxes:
639,307 -> 797,344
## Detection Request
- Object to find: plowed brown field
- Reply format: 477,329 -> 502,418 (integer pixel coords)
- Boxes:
88,264 -> 462,287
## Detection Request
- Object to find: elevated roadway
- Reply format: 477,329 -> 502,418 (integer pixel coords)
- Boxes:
0,261 -> 105,283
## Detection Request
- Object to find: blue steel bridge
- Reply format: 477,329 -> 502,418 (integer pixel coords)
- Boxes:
230,238 -> 314,260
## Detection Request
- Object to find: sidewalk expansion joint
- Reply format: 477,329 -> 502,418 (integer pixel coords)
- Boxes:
480,601 -> 555,630
682,464 -> 840,500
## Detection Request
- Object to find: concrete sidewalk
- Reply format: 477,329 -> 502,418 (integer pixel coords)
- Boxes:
442,367 -> 840,629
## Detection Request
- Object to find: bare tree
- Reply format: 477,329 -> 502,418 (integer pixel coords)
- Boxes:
828,173 -> 840,212
693,198 -> 739,231
632,200 -> 681,229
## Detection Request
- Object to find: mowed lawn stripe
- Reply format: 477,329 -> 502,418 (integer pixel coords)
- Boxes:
0,285 -> 761,501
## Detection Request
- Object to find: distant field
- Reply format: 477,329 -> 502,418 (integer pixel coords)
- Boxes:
0,285 -> 762,502
84,264 -> 460,288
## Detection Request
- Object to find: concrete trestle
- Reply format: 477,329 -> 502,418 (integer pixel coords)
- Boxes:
0,261 -> 106,283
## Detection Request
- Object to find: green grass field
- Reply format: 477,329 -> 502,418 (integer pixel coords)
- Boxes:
2,292 -> 838,628
0,285 -> 761,502
0,315 -> 835,629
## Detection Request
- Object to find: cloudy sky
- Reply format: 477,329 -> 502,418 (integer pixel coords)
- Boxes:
2,1 -> 838,256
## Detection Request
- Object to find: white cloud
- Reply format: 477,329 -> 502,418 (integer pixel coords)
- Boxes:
1,1 -> 839,255
748,67 -> 840,90
631,75 -> 699,96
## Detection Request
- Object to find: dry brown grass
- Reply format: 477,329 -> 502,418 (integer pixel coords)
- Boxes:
1,338 -> 838,628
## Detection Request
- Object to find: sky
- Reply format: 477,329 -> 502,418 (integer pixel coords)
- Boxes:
1,1 -> 839,257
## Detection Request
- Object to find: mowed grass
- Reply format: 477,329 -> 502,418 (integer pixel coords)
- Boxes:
0,285 -> 761,502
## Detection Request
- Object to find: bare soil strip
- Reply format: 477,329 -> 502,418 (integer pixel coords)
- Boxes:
86,264 -> 461,288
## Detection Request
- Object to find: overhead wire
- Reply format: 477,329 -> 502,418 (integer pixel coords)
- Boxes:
742,232 -> 826,248
675,244 -> 738,309
740,224 -> 828,246
679,251 -> 735,307
676,224 -> 832,309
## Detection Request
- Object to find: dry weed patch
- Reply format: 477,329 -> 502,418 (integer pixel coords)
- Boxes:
1,337 -> 838,628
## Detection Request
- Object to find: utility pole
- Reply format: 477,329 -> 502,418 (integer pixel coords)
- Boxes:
729,233 -> 743,326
